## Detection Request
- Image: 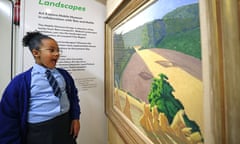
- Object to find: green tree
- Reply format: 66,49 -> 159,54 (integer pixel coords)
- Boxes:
148,73 -> 183,123
148,73 -> 202,135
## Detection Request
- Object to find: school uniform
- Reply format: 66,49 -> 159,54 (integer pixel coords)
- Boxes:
0,64 -> 81,144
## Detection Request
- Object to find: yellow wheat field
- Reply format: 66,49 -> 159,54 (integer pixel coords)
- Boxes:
117,48 -> 204,134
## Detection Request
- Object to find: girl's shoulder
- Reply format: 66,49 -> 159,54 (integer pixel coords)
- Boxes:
10,68 -> 32,85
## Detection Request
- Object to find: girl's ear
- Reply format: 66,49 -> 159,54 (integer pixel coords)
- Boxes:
32,49 -> 40,58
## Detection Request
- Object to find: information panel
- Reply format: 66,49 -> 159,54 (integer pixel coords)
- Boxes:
21,0 -> 106,143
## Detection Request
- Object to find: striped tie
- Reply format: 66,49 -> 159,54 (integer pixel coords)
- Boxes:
45,70 -> 61,97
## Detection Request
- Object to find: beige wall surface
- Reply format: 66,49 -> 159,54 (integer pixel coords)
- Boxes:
106,0 -> 123,18
108,120 -> 125,144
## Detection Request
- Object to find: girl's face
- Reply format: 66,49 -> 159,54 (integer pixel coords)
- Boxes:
33,38 -> 60,69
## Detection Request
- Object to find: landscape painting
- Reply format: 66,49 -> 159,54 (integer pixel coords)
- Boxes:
113,0 -> 204,143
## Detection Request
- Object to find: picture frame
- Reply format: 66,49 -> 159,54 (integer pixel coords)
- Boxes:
105,1 -> 156,143
105,0 -> 214,143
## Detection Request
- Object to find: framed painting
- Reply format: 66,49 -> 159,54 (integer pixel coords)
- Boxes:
105,0 -> 205,143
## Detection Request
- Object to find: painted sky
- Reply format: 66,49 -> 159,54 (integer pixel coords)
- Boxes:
115,0 -> 198,34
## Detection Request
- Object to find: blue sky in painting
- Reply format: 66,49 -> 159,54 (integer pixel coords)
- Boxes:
115,0 -> 198,34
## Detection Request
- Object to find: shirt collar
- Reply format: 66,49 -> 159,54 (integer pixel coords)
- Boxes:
33,64 -> 57,74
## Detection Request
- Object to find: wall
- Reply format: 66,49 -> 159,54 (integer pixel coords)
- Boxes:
0,0 -> 13,97
19,0 -> 107,143
108,121 -> 125,144
106,0 -> 122,18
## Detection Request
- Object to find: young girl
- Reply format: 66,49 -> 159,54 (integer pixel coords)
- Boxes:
0,31 -> 81,144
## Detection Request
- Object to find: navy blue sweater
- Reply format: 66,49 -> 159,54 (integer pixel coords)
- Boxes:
0,68 -> 81,144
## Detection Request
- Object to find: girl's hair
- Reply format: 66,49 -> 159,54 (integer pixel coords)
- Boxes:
22,31 -> 53,51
